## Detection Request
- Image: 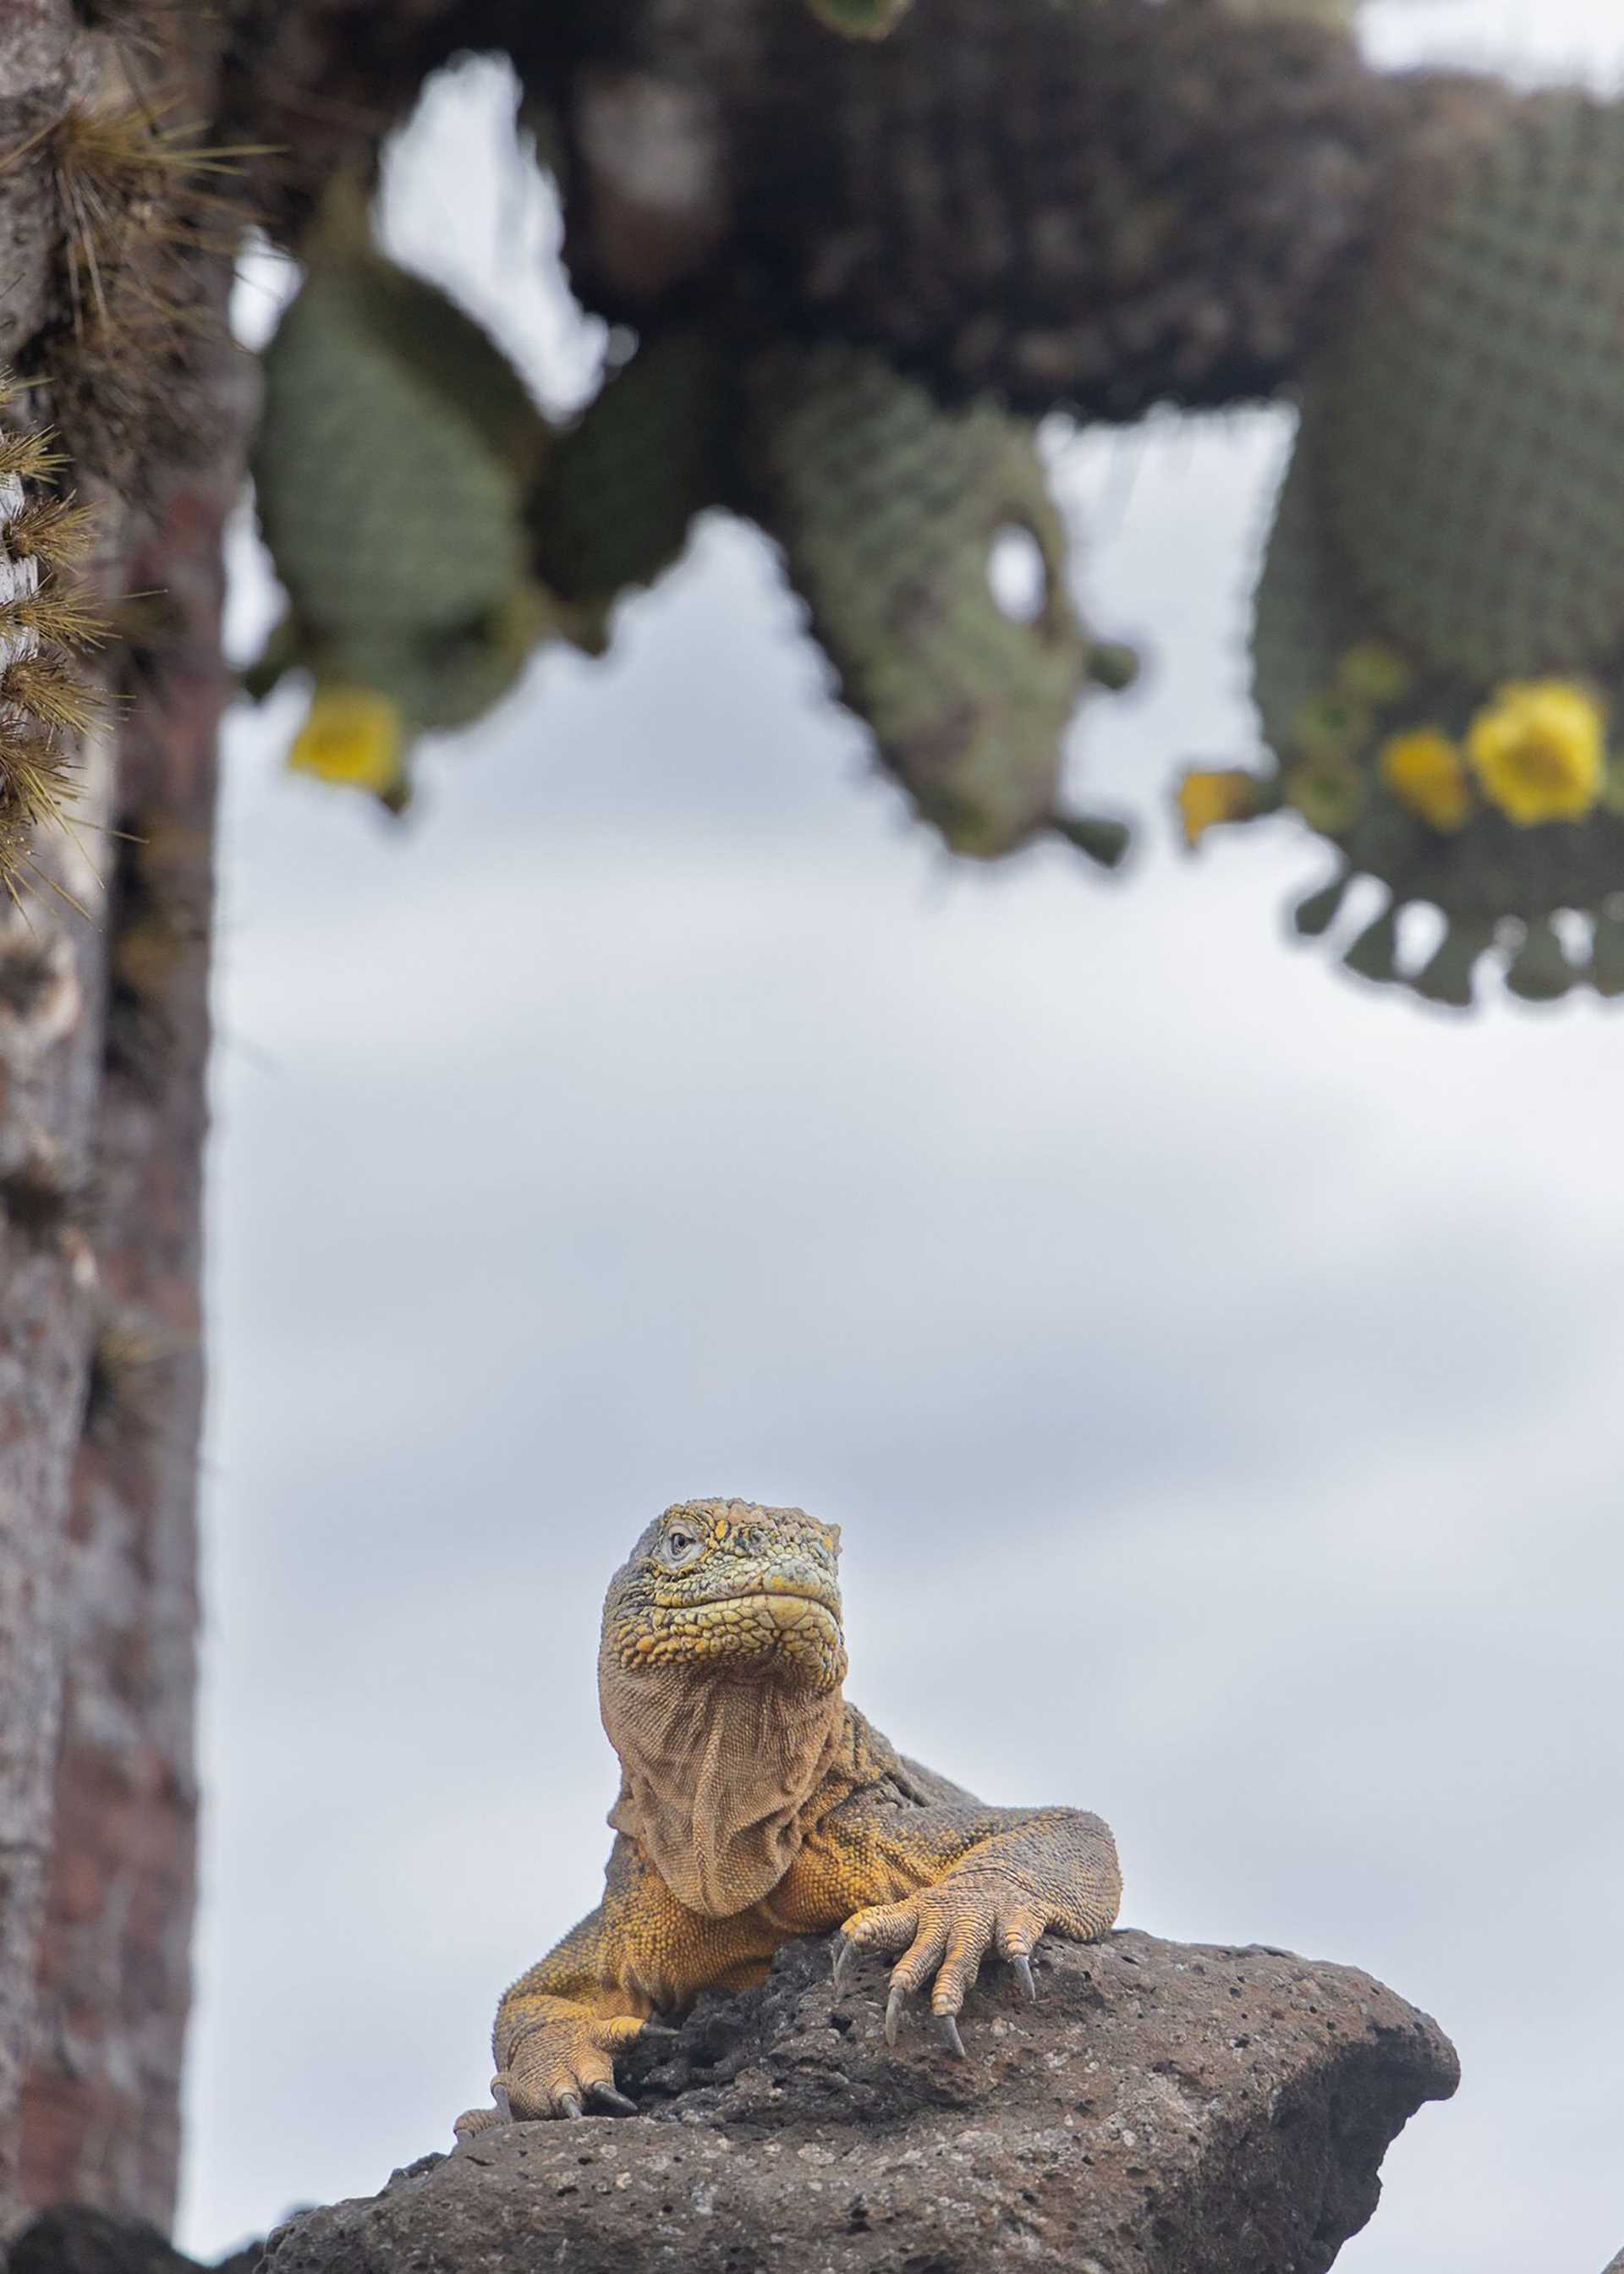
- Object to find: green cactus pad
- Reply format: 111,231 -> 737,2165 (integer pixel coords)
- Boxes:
1307,93 -> 1624,684
1244,432 -> 1624,1007
740,342 -> 1122,861
529,332 -> 728,620
255,246 -> 545,643
316,584 -> 556,742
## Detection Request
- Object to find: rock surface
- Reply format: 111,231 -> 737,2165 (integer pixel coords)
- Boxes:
264,1928 -> 1457,2274
3,2206 -> 261,2274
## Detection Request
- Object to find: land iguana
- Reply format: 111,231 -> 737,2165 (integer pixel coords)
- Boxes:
454,1499 -> 1122,2131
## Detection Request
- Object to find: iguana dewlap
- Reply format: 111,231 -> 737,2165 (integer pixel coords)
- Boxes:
455,1500 -> 1122,2130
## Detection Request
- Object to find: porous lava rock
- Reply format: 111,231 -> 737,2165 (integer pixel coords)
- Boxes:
3,2207 -> 261,2274
261,1928 -> 1457,2274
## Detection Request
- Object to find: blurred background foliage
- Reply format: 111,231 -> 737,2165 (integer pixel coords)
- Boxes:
235,0 -> 1624,1012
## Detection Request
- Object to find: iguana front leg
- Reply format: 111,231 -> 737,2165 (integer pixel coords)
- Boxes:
826,1802 -> 1121,2053
454,1834 -> 782,2132
452,1908 -> 647,2133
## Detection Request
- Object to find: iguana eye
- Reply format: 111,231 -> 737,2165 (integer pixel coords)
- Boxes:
660,1527 -> 700,1568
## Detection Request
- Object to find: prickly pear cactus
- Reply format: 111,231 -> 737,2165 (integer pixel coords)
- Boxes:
1185,435 -> 1624,1007
1309,94 -> 1624,687
250,185 -> 560,799
529,332 -> 728,634
274,583 -> 557,808
1180,92 -> 1624,1008
318,589 -> 556,742
255,256 -> 540,643
741,343 -> 1130,863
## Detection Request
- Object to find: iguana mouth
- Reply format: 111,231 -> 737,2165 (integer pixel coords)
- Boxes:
634,1581 -> 846,1660
705,1581 -> 841,1617
659,1585 -> 842,1631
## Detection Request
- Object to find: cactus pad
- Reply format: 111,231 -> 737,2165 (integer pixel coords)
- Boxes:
529,332 -> 728,628
1308,93 -> 1624,684
1241,431 -> 1624,1007
315,585 -> 555,743
740,343 -> 1126,861
255,249 -> 544,642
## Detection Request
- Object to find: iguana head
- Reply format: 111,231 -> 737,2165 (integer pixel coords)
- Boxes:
600,1498 -> 846,1693
597,1500 -> 851,1914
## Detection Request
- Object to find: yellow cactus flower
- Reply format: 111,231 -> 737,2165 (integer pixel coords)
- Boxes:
1336,642 -> 1413,707
1466,679 -> 1605,826
1176,767 -> 1259,849
1379,727 -> 1472,832
289,687 -> 404,795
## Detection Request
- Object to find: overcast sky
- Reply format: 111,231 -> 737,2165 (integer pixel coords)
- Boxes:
178,6 -> 1624,2267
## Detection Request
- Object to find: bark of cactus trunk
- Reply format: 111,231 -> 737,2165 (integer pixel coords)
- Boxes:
0,787 -> 111,2237
0,0 -> 244,2235
13,455 -> 237,2231
0,15 -> 121,2232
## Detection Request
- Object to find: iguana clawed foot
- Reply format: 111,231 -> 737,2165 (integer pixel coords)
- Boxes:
832,1866 -> 1047,2054
497,2013 -> 659,2121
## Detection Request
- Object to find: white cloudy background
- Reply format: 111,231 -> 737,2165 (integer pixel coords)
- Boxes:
177,5 -> 1624,2268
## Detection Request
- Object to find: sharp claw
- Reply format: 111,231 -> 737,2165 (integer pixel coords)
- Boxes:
885,1980 -> 907,2047
586,2083 -> 639,2116
638,2021 -> 679,2040
557,2093 -> 584,2120
831,1933 -> 856,1992
1013,1955 -> 1036,2002
935,2012 -> 967,2059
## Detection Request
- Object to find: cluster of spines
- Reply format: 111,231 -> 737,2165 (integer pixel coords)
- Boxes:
0,376 -> 106,904
3,58 -> 253,476
0,19 -> 254,896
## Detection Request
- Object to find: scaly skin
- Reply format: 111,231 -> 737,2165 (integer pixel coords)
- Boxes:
455,1500 -> 1121,2131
